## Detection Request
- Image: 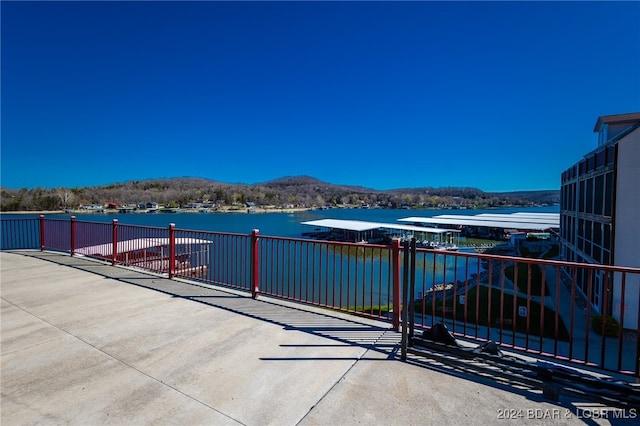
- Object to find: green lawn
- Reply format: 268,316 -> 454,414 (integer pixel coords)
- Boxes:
520,242 -> 560,260
415,285 -> 569,341
505,262 -> 550,296
353,305 -> 392,317
543,244 -> 560,259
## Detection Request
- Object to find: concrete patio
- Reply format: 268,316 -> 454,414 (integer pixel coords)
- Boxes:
1,251 -> 636,425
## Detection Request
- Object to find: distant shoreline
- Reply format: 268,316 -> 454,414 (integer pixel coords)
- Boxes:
1,204 -> 557,216
2,207 -> 314,215
1,210 -> 66,215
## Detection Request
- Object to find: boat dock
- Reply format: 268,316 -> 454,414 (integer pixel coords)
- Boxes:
301,218 -> 460,249
301,213 -> 559,249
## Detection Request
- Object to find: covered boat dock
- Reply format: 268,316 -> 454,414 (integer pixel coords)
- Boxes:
75,237 -> 213,276
300,219 -> 460,245
398,213 -> 559,240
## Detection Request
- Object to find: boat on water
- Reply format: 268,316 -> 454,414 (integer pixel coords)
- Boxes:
418,240 -> 459,251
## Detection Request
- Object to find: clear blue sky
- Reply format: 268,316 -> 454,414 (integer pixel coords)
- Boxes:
2,1 -> 639,192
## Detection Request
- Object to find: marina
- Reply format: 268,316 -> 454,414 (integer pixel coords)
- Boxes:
301,218 -> 461,249
300,212 -> 559,250
400,212 -> 559,241
399,212 -> 559,230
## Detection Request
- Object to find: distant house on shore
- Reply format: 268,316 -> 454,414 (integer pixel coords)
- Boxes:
80,204 -> 103,211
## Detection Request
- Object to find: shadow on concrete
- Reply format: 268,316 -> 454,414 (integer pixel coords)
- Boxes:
15,251 -> 640,420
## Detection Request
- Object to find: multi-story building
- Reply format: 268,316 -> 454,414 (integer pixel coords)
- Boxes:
560,112 -> 640,329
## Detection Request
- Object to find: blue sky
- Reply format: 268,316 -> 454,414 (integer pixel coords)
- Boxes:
2,1 -> 639,192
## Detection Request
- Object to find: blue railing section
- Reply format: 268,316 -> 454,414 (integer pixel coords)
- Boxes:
1,217 -> 40,250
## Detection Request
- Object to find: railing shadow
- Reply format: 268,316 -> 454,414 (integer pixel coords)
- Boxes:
17,251 -> 640,418
19,250 -> 390,350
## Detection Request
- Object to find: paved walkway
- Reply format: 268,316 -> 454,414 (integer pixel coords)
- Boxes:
1,252 -> 636,425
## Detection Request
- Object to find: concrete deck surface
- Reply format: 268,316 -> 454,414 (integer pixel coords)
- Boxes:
1,252 -> 636,425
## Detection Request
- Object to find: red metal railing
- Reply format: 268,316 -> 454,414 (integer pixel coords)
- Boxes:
173,227 -> 253,291
255,234 -> 399,324
1,215 -> 638,378
42,216 -> 73,253
410,245 -> 640,376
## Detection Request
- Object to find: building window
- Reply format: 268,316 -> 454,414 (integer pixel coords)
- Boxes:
593,245 -> 602,264
596,150 -> 606,169
569,216 -> 575,242
578,218 -> 585,239
586,178 -> 594,214
604,172 -> 613,217
606,145 -> 615,166
594,174 -> 604,216
593,222 -> 602,247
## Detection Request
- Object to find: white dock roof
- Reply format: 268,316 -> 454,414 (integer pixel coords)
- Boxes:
510,212 -> 559,217
399,215 -> 558,231
301,219 -> 381,232
75,237 -> 213,257
434,213 -> 559,226
301,219 -> 459,234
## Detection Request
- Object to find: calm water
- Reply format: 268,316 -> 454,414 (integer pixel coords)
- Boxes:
2,205 -> 559,310
4,205 -> 559,237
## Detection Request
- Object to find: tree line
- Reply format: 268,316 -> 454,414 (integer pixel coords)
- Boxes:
0,176 -> 559,211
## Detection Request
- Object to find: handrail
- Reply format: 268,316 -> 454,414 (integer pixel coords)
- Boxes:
1,215 -> 639,378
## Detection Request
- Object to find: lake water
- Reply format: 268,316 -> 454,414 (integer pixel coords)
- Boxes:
4,205 -> 560,238
2,205 -> 560,313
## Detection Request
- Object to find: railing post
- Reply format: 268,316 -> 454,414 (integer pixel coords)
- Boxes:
39,215 -> 45,251
409,238 -> 416,340
392,238 -> 401,331
251,229 -> 260,299
70,216 -> 76,256
168,223 -> 176,279
111,219 -> 118,266
401,240 -> 409,360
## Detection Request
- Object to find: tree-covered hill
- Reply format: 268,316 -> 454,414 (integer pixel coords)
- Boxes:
0,176 -> 559,211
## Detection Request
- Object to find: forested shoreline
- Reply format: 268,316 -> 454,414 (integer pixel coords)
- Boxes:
1,176 -> 559,212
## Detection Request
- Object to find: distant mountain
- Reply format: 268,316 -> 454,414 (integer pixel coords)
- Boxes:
262,175 -> 325,186
261,175 -> 380,193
